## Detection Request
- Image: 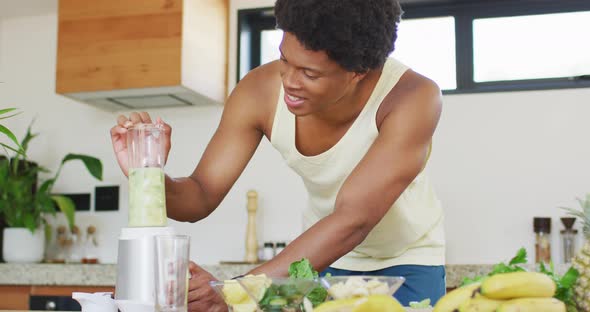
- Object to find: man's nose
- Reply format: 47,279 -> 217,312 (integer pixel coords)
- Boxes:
282,66 -> 301,89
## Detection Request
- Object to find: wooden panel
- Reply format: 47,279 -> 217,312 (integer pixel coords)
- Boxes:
56,0 -> 182,93
30,285 -> 115,296
59,0 -> 182,21
0,286 -> 30,310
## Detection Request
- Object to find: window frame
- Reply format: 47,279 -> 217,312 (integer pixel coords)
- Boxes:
237,0 -> 590,94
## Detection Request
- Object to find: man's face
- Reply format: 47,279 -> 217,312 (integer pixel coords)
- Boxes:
278,32 -> 360,116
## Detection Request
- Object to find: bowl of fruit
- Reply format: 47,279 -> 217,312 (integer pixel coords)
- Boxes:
319,275 -> 405,300
238,275 -> 321,312
210,274 -> 321,312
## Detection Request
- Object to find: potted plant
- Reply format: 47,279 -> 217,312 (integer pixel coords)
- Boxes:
0,120 -> 103,263
0,107 -> 23,262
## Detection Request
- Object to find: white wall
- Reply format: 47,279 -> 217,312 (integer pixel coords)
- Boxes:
1,0 -> 588,267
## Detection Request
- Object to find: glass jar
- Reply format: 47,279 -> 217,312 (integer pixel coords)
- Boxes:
68,225 -> 83,263
275,242 -> 286,255
127,123 -> 168,227
82,225 -> 99,264
560,217 -> 578,264
263,242 -> 275,260
534,217 -> 551,264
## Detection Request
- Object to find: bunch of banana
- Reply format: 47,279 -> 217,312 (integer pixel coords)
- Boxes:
433,271 -> 566,312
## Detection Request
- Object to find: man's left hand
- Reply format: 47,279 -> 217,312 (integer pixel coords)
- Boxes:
188,261 -> 228,312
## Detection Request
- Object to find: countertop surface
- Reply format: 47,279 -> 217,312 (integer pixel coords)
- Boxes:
0,262 -> 571,288
0,310 -> 433,312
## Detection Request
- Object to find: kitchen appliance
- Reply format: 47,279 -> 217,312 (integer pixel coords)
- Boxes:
31,295 -> 82,311
115,227 -> 174,303
112,123 -> 175,311
71,292 -> 117,312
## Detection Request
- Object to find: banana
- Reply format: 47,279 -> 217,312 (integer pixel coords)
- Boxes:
433,282 -> 481,312
497,297 -> 566,312
458,296 -> 505,312
481,272 -> 556,299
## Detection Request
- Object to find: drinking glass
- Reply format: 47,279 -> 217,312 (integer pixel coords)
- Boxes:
155,235 -> 190,312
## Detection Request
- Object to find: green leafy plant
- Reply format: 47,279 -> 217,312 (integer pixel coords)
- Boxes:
0,108 -> 23,154
0,120 -> 103,233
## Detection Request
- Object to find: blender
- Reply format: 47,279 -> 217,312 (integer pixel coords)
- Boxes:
115,123 -> 174,310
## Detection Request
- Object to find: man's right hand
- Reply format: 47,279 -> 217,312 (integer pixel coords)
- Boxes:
110,112 -> 172,177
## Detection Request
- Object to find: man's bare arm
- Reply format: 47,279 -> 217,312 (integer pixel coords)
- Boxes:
165,65 -> 278,222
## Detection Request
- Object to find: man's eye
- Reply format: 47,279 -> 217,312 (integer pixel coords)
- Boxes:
304,72 -> 318,80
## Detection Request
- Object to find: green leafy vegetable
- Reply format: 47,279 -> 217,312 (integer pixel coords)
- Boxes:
257,258 -> 328,311
289,258 -> 319,279
460,248 -> 579,312
460,247 -> 528,287
306,287 -> 328,307
288,258 -> 327,307
409,298 -> 431,308
539,261 -> 579,312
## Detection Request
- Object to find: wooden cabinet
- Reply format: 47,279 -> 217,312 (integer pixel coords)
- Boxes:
0,285 -> 115,310
56,0 -> 228,111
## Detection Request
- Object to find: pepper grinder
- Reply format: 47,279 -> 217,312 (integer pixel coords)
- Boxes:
245,190 -> 259,263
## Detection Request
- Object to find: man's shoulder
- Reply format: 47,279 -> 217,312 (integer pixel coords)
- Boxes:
394,69 -> 441,103
233,61 -> 282,104
377,69 -> 442,127
225,61 -> 282,134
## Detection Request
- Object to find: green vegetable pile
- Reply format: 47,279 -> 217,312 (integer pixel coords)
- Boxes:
461,247 -> 580,312
258,258 -> 328,311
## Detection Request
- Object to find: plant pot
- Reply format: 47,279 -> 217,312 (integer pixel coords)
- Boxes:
2,227 -> 45,263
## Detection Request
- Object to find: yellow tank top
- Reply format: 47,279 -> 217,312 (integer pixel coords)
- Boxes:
270,57 -> 445,271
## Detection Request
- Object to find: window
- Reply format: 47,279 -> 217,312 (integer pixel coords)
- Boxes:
238,1 -> 590,94
260,29 -> 283,66
473,11 -> 590,82
393,16 -> 456,90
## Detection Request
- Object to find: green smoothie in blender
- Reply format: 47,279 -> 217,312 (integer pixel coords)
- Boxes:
127,123 -> 168,227
128,167 -> 167,227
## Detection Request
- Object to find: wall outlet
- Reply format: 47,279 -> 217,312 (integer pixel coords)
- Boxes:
56,193 -> 91,211
94,186 -> 119,211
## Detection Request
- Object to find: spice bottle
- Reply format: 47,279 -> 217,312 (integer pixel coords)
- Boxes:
560,217 -> 578,264
534,217 -> 552,264
82,225 -> 99,264
55,225 -> 71,263
275,242 -> 286,255
263,242 -> 275,260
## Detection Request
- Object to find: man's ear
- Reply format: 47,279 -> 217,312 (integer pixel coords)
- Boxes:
351,71 -> 368,84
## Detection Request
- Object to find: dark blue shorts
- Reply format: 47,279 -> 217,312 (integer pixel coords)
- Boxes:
321,264 -> 446,306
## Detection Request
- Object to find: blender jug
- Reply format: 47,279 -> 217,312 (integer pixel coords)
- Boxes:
127,123 -> 167,227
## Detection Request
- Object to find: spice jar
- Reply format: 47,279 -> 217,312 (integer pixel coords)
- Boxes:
534,217 -> 552,264
560,217 -> 578,264
275,242 -> 286,255
263,242 -> 275,260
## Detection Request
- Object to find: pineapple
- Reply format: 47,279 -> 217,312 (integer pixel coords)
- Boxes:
563,194 -> 590,311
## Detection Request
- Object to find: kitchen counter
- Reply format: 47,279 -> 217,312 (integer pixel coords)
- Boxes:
0,310 -> 435,312
0,308 -> 440,312
0,263 -> 570,288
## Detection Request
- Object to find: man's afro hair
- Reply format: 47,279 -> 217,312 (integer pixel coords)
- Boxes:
275,0 -> 403,73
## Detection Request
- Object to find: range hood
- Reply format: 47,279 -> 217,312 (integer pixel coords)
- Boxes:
55,0 -> 228,111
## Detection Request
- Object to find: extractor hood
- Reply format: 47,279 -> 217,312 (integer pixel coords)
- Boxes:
55,0 -> 228,111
